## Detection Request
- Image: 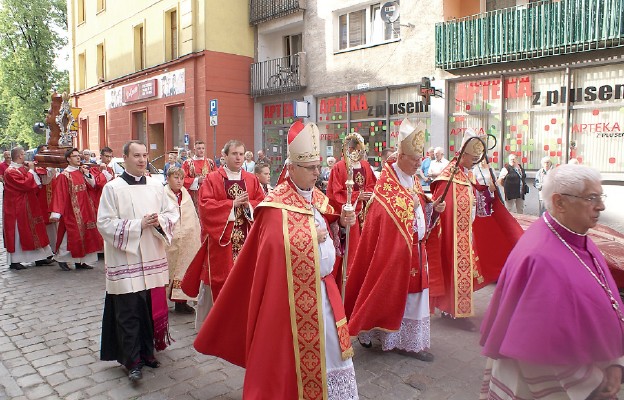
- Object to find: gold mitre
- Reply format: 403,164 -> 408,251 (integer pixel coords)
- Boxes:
287,121 -> 320,163
461,128 -> 487,157
398,118 -> 425,157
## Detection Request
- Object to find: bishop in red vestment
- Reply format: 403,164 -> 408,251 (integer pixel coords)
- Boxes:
181,140 -> 264,328
326,136 -> 376,275
428,130 -> 523,330
182,141 -> 216,210
3,147 -> 52,270
191,122 -> 359,400
346,120 -> 444,361
50,148 -> 103,271
89,147 -> 115,211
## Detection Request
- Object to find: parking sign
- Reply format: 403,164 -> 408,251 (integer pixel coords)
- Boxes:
210,99 -> 218,117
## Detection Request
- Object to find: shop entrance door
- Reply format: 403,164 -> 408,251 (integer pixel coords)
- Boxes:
264,126 -> 288,186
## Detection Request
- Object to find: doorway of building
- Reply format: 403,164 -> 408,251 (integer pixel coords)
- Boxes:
149,123 -> 165,169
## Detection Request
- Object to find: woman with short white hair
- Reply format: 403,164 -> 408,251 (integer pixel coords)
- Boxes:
242,150 -> 255,173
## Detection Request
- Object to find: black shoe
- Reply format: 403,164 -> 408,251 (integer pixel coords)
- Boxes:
9,263 -> 27,270
128,367 -> 142,382
174,302 -> 195,314
414,350 -> 435,362
58,262 -> 71,271
357,338 -> 372,348
75,263 -> 94,270
142,357 -> 161,369
35,258 -> 55,266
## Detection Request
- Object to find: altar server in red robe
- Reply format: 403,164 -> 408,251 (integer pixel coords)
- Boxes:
35,159 -> 58,252
428,130 -> 523,331
192,121 -> 359,399
89,146 -> 115,211
182,140 -> 264,328
326,134 -> 376,274
3,147 -> 53,270
182,141 -> 216,210
346,119 -> 445,362
50,148 -> 103,271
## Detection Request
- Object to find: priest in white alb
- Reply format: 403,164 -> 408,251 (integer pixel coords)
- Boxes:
97,140 -> 179,383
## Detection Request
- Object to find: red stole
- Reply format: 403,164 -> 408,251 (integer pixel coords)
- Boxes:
223,178 -> 248,262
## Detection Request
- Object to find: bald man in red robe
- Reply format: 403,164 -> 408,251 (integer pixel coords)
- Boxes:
3,147 -> 53,270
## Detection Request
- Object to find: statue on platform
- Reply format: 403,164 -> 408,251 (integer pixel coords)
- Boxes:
35,92 -> 77,168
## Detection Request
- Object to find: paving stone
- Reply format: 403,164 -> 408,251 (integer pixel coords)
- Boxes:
31,353 -> 68,368
54,377 -> 94,397
66,354 -> 96,367
45,372 -> 69,386
16,373 -> 45,388
9,364 -> 37,378
37,363 -> 65,377
23,384 -> 55,399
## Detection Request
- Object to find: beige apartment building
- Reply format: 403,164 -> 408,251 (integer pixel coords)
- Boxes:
67,0 -> 255,165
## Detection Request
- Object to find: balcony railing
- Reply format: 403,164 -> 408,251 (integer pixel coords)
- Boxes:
251,53 -> 306,98
436,0 -> 624,70
249,0 -> 305,25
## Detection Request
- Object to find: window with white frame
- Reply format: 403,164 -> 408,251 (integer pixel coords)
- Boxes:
338,2 -> 400,51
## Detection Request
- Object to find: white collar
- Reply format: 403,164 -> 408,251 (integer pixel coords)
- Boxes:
126,171 -> 144,181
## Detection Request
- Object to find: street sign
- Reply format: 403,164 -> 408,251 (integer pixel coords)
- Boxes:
210,116 -> 218,126
210,99 -> 218,117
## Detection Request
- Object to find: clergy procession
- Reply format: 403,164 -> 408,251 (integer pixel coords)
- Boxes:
1,117 -> 623,400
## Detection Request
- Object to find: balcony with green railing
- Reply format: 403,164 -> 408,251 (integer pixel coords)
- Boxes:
435,0 -> 624,70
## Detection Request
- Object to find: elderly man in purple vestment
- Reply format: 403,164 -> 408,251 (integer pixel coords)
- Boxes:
479,164 -> 624,400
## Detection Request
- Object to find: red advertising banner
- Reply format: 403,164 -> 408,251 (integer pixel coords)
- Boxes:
122,79 -> 158,103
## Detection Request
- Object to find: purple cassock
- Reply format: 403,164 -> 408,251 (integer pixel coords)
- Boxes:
480,212 -> 624,366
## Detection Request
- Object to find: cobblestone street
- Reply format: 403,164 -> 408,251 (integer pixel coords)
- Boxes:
0,183 -> 496,399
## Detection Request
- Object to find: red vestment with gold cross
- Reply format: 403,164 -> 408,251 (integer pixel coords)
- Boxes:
51,170 -> 103,257
3,166 -> 50,252
183,157 -> 216,208
326,159 -> 377,275
428,158 -> 523,317
345,161 -> 429,331
183,167 -> 264,301
193,179 -> 354,400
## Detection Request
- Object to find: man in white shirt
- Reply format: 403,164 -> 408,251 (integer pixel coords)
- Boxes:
427,147 -> 449,180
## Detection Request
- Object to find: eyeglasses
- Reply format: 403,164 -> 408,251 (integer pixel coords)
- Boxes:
561,193 -> 607,204
295,164 -> 322,172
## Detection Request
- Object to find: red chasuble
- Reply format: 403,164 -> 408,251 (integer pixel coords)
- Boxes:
51,170 -> 103,257
346,161 -> 429,332
3,166 -> 50,252
182,167 -> 264,301
326,159 -> 377,275
89,165 -> 115,210
193,180 -> 352,400
428,159 -> 523,317
182,158 -> 216,207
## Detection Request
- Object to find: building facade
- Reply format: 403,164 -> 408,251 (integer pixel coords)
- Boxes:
68,0 -> 255,166
250,0 -> 624,227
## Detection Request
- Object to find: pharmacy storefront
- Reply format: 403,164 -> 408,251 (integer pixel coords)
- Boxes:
447,63 -> 624,180
316,85 -> 432,169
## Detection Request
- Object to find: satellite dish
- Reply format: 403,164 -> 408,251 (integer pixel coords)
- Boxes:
380,1 -> 400,23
